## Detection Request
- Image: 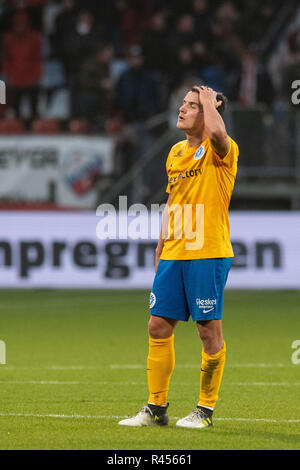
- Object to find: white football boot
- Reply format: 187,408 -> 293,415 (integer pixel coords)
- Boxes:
118,404 -> 169,427
176,407 -> 213,429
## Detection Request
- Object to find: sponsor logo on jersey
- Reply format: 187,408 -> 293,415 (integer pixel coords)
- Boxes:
168,167 -> 202,185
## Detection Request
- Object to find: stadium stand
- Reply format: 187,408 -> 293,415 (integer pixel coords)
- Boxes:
0,0 -> 299,209
31,117 -> 60,133
0,118 -> 25,134
1,0 -> 292,125
68,118 -> 88,134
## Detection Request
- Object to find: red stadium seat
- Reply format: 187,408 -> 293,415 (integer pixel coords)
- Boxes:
31,119 -> 60,134
68,119 -> 88,134
104,116 -> 123,135
0,119 -> 25,134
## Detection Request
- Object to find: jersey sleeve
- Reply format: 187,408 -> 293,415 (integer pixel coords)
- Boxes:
214,137 -> 239,173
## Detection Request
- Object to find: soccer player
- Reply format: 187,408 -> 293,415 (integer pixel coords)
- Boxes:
119,85 -> 239,429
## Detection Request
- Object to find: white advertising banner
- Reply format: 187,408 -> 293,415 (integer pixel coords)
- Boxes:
0,136 -> 114,208
0,211 -> 299,289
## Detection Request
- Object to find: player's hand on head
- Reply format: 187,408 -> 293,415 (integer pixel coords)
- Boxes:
194,86 -> 222,109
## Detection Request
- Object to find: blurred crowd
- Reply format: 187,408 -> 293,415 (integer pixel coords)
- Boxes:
0,0 -> 299,132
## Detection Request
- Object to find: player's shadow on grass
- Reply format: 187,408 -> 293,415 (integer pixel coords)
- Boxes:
214,427 -> 300,449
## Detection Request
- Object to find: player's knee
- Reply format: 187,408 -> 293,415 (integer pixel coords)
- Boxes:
148,316 -> 166,338
198,327 -> 213,344
197,322 -> 223,353
148,316 -> 175,339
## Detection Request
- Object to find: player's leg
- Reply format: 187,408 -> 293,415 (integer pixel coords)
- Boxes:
197,318 -> 224,354
119,260 -> 188,427
176,258 -> 231,429
176,320 -> 226,428
176,320 -> 226,429
147,315 -> 177,409
118,315 -> 177,427
196,319 -> 226,419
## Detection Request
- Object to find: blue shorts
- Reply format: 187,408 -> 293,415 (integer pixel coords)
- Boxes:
149,258 -> 232,322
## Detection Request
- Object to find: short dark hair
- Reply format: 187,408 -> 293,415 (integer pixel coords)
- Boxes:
191,86 -> 228,115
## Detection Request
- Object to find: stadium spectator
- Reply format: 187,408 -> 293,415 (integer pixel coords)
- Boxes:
142,10 -> 170,74
168,13 -> 197,56
215,0 -> 239,32
204,2 -> 245,99
119,0 -> 152,49
52,0 -> 76,69
72,43 -> 115,126
191,0 -> 212,41
2,10 -> 42,119
3,1 -> 47,30
42,0 -> 63,38
54,8 -> 104,81
238,0 -> 279,47
280,28 -> 300,100
56,9 -> 107,122
116,44 -> 161,122
116,42 -> 162,201
239,50 -> 275,107
268,6 -> 300,99
168,44 -> 201,91
25,0 -> 46,30
192,40 -> 218,78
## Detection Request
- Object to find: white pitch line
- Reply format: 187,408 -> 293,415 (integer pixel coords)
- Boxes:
109,363 -> 289,369
1,363 -> 292,370
49,366 -> 95,370
1,365 -> 99,371
110,364 -> 144,369
0,380 -> 298,387
231,382 -> 300,386
0,412 -> 299,424
0,380 -> 145,385
0,380 -> 82,385
227,363 -> 286,368
0,412 -> 123,420
214,417 -> 300,423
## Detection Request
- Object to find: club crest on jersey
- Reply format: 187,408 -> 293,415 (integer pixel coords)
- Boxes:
149,292 -> 156,309
194,145 -> 205,160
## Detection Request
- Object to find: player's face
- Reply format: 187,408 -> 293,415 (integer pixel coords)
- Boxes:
177,91 -> 204,133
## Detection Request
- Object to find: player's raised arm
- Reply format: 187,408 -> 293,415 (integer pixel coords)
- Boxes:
193,86 -> 230,157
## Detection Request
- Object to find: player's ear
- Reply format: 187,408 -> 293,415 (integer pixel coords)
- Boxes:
216,93 -> 228,115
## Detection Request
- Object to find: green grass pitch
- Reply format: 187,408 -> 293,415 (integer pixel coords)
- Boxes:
0,289 -> 299,450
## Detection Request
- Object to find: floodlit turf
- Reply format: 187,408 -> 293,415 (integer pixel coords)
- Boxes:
0,289 -> 299,450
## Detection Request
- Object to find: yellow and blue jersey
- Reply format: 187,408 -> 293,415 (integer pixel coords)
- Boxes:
161,136 -> 239,260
